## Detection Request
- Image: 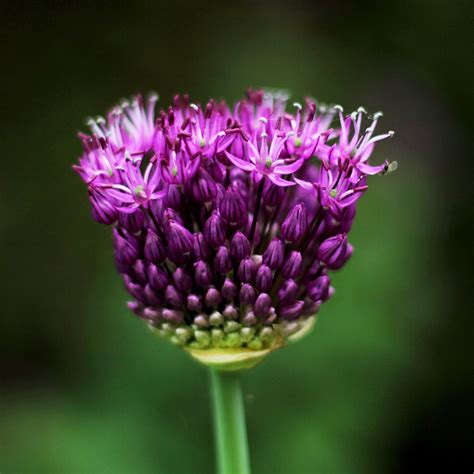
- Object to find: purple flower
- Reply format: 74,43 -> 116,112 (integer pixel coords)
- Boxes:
204,212 -> 227,247
254,293 -> 272,318
74,89 -> 394,351
166,220 -> 193,258
225,117 -> 305,187
262,238 -> 284,270
230,232 -> 251,260
144,229 -> 166,263
318,234 -> 353,269
278,279 -> 298,306
113,228 -> 139,266
281,204 -> 307,242
255,265 -> 273,292
308,275 -> 331,302
282,251 -> 302,279
219,186 -> 248,227
214,246 -> 232,273
238,257 -> 256,283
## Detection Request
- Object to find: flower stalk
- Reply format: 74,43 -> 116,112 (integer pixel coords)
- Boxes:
210,369 -> 251,474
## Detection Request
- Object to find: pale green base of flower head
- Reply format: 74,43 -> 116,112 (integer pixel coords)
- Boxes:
149,315 -> 317,371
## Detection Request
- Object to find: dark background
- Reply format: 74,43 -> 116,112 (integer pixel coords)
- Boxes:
1,1 -> 473,472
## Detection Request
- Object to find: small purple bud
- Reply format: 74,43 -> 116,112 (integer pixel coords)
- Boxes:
307,275 -> 330,302
339,204 -> 356,233
262,180 -> 285,207
193,314 -> 209,327
219,186 -> 248,227
280,300 -> 305,320
133,259 -> 147,285
192,232 -> 211,261
223,304 -> 238,320
119,209 -> 145,233
162,308 -> 184,324
194,260 -> 212,288
163,208 -> 181,225
89,189 -> 117,225
302,299 -> 321,316
254,293 -> 272,318
278,279 -> 298,305
147,263 -> 168,291
187,294 -> 202,312
143,307 -> 161,322
282,251 -> 302,279
243,217 -> 261,246
167,220 -> 193,259
189,168 -> 217,202
230,232 -> 251,260
144,229 -> 166,264
317,234 -> 351,269
320,214 -> 339,236
127,300 -> 143,316
304,261 -> 322,281
255,265 -> 273,292
238,257 -> 256,283
144,284 -> 163,306
239,283 -> 256,304
165,284 -> 184,308
163,184 -> 182,210
205,287 -> 222,307
113,228 -> 139,265
148,199 -> 164,228
221,278 -> 237,300
207,159 -> 225,182
124,275 -> 145,303
204,212 -> 227,247
172,267 -> 193,293
262,238 -> 284,270
281,203 -> 307,242
242,310 -> 257,326
214,246 -> 232,273
264,307 -> 277,325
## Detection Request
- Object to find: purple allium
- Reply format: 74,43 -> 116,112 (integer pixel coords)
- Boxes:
74,89 -> 395,351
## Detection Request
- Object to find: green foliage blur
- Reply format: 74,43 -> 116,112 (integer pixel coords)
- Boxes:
1,1 -> 472,472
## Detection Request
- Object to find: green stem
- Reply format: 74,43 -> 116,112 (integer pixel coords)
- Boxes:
210,369 -> 251,474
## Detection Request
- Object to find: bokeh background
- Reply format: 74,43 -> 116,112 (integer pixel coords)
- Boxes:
1,0 -> 472,472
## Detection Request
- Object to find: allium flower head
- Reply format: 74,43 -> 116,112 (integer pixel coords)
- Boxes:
74,89 -> 395,370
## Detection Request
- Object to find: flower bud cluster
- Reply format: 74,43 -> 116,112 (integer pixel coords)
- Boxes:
74,89 -> 394,350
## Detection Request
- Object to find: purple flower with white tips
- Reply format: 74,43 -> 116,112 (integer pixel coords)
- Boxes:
74,89 -> 394,353
225,119 -> 303,187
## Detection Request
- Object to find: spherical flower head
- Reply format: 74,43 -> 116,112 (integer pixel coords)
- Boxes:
74,90 -> 395,371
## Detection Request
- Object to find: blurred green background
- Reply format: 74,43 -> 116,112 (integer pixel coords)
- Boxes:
1,0 -> 472,472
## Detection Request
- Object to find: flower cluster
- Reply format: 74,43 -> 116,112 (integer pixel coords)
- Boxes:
74,89 -> 394,352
